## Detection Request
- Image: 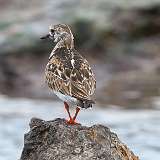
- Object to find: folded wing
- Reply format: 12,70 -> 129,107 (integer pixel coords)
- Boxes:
45,55 -> 96,100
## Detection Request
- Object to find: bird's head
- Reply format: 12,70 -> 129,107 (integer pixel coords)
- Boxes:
41,24 -> 74,49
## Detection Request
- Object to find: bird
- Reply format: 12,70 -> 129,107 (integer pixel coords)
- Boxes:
41,24 -> 96,124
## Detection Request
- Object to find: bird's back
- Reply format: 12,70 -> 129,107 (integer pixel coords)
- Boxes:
45,47 -> 96,101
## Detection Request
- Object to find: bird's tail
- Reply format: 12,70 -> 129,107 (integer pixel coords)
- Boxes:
78,99 -> 95,109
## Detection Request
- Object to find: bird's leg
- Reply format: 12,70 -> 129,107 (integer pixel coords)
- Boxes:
64,102 -> 73,122
72,107 -> 80,122
64,102 -> 80,124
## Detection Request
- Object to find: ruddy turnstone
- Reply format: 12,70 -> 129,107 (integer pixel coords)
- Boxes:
41,24 -> 96,124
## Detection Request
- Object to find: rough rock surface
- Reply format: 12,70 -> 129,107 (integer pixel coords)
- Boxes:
20,118 -> 139,160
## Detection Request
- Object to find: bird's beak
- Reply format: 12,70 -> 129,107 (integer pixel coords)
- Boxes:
40,31 -> 55,59
40,30 -> 55,40
40,34 -> 50,40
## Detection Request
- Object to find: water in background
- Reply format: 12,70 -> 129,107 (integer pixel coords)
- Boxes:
0,95 -> 160,160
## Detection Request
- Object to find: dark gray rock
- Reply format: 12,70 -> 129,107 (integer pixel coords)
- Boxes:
20,118 -> 139,160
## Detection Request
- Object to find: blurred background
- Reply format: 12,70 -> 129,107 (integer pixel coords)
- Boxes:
0,0 -> 160,160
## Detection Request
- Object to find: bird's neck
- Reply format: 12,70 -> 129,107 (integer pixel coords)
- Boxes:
53,36 -> 74,52
49,33 -> 74,60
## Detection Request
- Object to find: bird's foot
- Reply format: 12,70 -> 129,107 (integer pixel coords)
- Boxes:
64,102 -> 80,125
66,118 -> 78,125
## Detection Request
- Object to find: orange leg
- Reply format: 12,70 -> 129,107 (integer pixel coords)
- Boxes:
73,107 -> 80,122
64,102 -> 80,125
64,102 -> 72,122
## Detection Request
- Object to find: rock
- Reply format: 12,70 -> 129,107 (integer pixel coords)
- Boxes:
20,118 -> 139,160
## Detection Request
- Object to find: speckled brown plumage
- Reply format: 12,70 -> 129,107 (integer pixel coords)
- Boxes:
45,47 -> 96,101
42,24 -> 96,124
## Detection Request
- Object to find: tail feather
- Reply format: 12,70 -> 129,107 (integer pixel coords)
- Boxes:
78,99 -> 95,109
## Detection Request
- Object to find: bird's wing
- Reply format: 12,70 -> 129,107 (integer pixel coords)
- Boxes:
45,55 -> 96,100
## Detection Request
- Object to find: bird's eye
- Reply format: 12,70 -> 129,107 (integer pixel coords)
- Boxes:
50,29 -> 54,33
